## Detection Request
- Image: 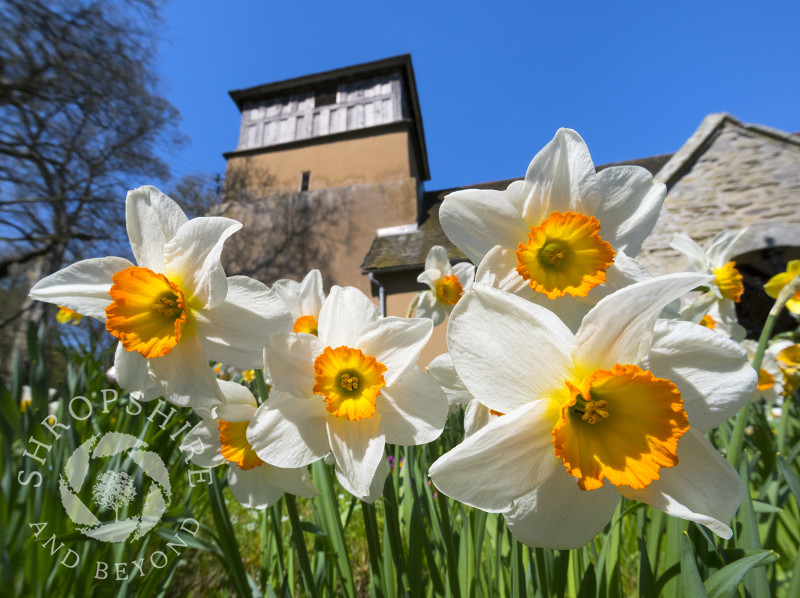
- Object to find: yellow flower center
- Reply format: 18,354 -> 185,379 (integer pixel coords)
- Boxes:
436,274 -> 464,306
241,369 -> 255,383
699,314 -> 716,330
552,364 -> 689,491
516,211 -> 616,299
764,260 -> 800,315
713,261 -> 744,302
105,266 -> 188,359
313,346 -> 387,421
293,315 -> 319,336
56,306 -> 83,325
757,368 -> 774,392
218,419 -> 263,470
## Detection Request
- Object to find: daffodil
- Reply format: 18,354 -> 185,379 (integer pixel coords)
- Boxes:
29,186 -> 289,411
416,246 -> 475,326
180,380 -> 317,508
741,339 -> 800,403
55,306 -> 83,325
269,269 -> 325,336
764,260 -> 800,315
430,275 -> 756,549
247,286 -> 449,501
440,129 -> 666,330
670,229 -> 748,340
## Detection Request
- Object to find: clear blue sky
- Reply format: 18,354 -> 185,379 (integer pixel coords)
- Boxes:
156,0 -> 799,192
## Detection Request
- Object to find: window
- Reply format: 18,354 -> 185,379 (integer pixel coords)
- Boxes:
300,171 -> 311,192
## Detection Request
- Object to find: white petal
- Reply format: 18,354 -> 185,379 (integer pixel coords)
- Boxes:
379,368 -> 448,445
296,269 -> 325,317
618,428 -> 744,539
336,453 -> 388,503
415,291 -> 446,326
572,273 -> 712,371
29,256 -> 132,321
429,401 -> 558,512
425,245 -> 451,273
269,278 -> 302,318
439,182 -> 530,265
426,353 -> 474,406
114,342 -> 151,393
163,216 -> 242,309
216,379 -> 258,408
262,463 -> 318,498
707,229 -> 748,267
228,466 -> 283,509
447,283 -> 574,414
504,466 -> 620,549
520,129 -> 599,224
216,403 -> 257,423
147,332 -> 222,411
593,166 -> 666,257
195,276 -> 292,368
463,400 -> 492,437
327,414 -> 385,498
264,332 -> 321,397
679,291 -> 718,323
640,319 -> 756,432
452,262 -> 476,286
125,186 -> 188,271
417,269 -> 443,290
318,286 -> 380,347
180,420 -> 225,468
247,392 -> 330,468
669,234 -> 710,272
358,316 -> 433,385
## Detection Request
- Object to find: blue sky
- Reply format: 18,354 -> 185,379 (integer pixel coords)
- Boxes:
156,0 -> 799,192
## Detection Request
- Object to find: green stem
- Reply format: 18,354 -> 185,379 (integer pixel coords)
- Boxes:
207,472 -> 252,597
406,292 -> 422,318
254,368 -> 270,404
285,493 -> 316,596
436,492 -> 462,598
362,500 -> 386,597
729,275 -> 800,468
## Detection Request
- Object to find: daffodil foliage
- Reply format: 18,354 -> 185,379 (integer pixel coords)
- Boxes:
21,129 -> 800,598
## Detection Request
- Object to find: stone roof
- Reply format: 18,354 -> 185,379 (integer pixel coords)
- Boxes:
361,154 -> 673,273
639,113 -> 800,275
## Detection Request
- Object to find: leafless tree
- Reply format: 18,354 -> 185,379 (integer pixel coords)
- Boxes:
0,0 -> 181,361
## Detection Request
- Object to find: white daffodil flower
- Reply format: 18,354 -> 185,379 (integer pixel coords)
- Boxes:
269,269 -> 326,336
429,275 -> 756,549
671,229 -> 747,340
440,129 -> 666,331
740,339 -> 794,403
416,246 -> 476,326
180,380 -> 317,509
29,186 -> 289,412
247,286 -> 449,501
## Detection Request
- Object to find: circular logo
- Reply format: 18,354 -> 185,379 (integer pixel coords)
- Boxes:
58,432 -> 172,543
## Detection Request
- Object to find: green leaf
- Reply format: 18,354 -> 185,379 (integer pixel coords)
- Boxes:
704,550 -> 777,598
680,532 -> 710,598
638,537 -> 656,597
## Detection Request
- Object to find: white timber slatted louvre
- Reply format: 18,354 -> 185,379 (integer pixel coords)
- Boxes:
236,73 -> 407,151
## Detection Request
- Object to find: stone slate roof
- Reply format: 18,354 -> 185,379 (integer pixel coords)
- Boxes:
361,154 -> 673,273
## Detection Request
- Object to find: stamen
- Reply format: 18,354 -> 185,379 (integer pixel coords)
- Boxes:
539,242 -> 567,267
340,374 -> 359,391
